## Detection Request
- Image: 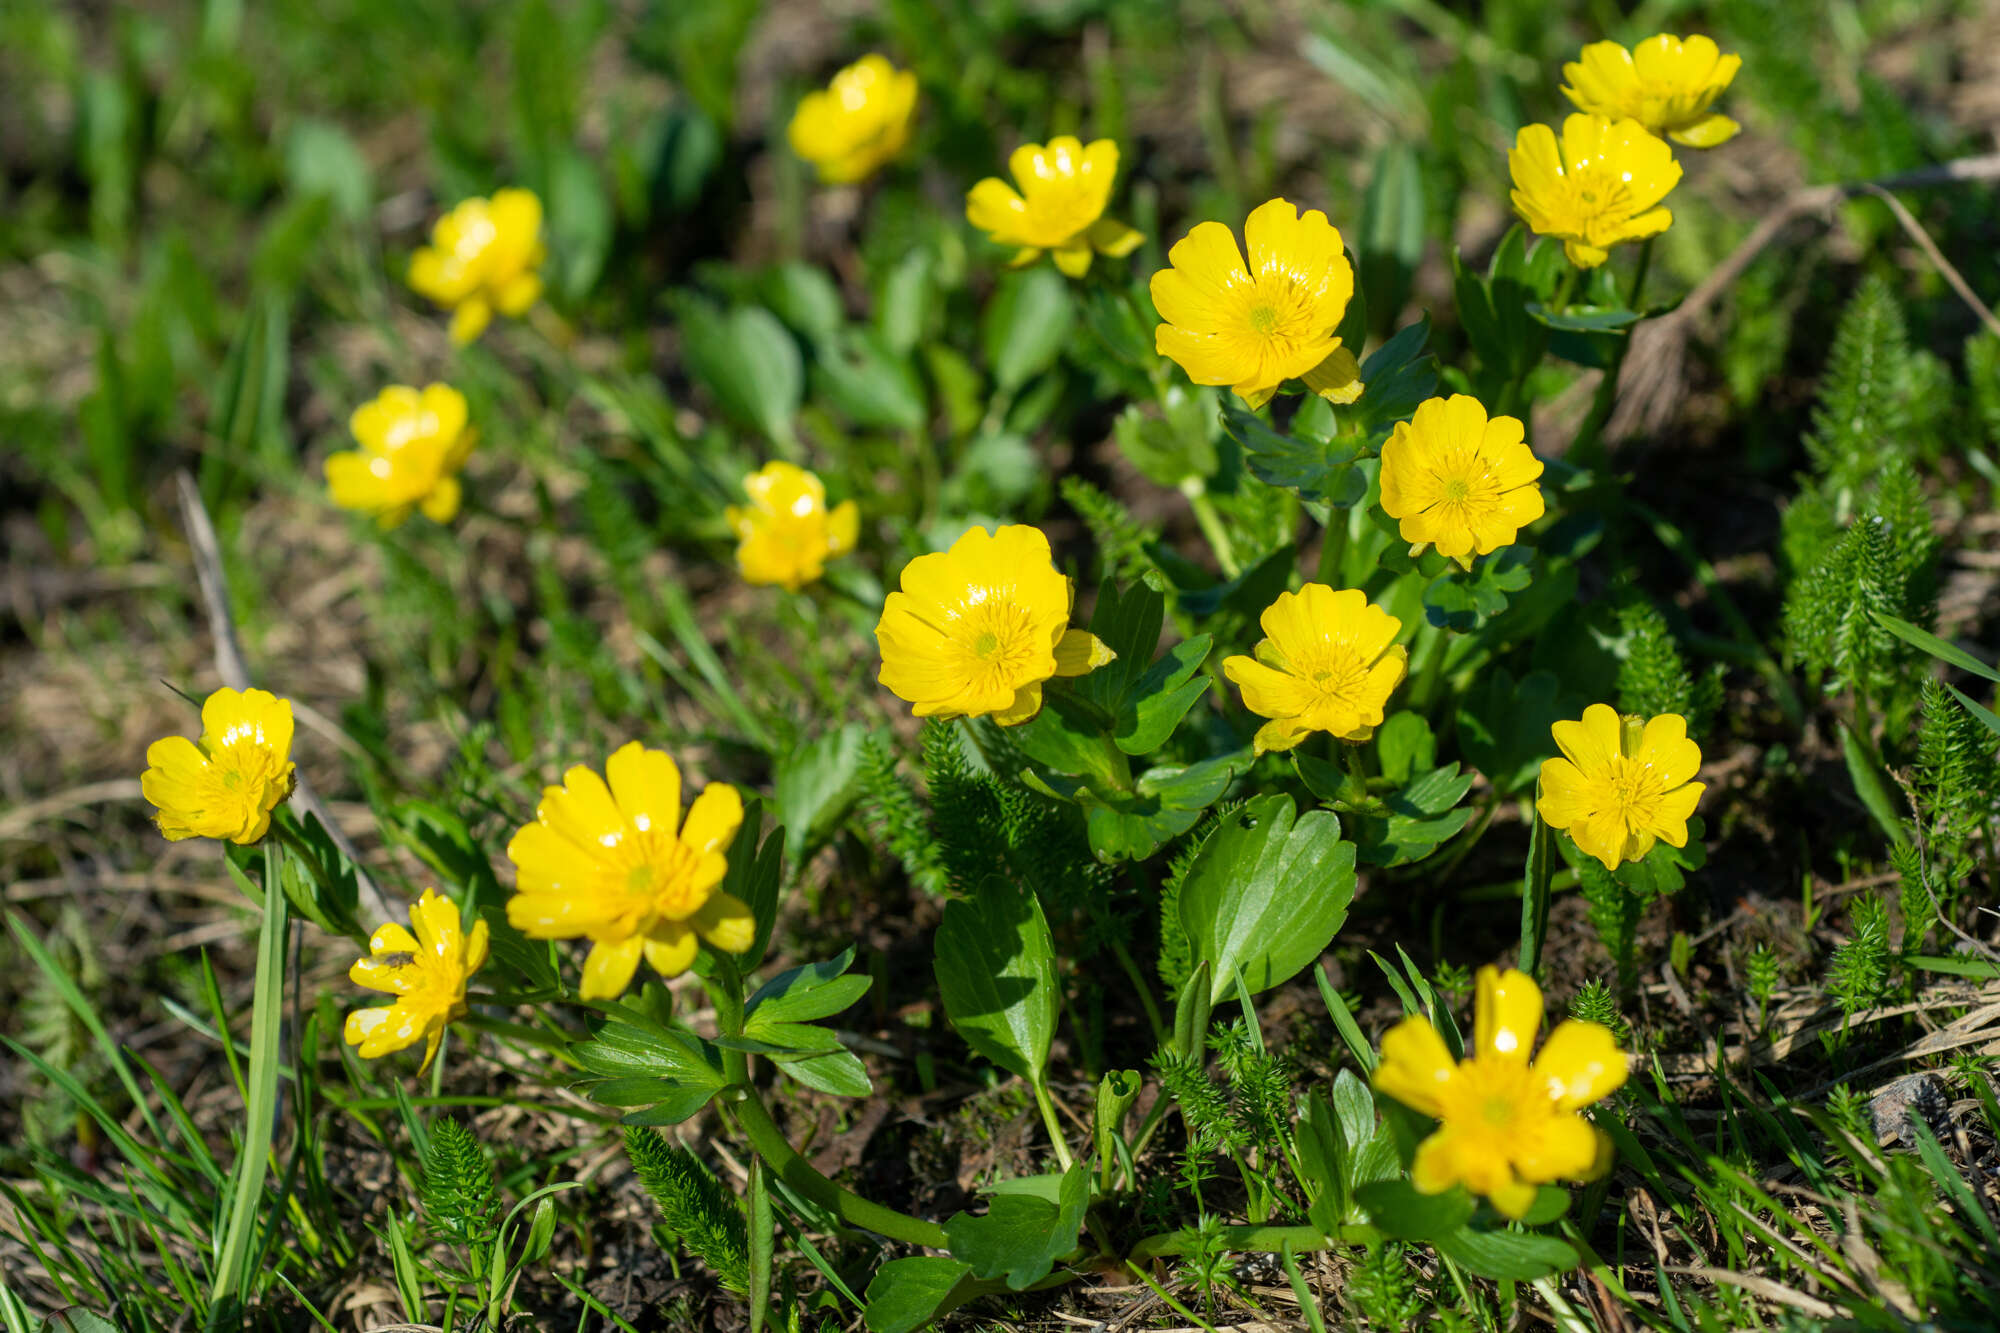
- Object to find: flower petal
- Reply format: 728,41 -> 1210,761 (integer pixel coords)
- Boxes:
1533,1019 -> 1630,1110
1373,1015 -> 1457,1118
680,782 -> 744,858
1474,965 -> 1543,1063
580,936 -> 645,1000
643,925 -> 700,980
692,891 -> 756,954
1052,628 -> 1115,677
605,742 -> 684,841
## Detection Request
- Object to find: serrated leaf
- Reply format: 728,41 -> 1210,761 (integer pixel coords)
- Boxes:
935,877 -> 1057,1086
1116,635 -> 1213,754
1178,794 -> 1357,1005
1222,403 -> 1366,501
1079,582 -> 1167,713
746,950 -> 870,1026
1456,667 -> 1573,797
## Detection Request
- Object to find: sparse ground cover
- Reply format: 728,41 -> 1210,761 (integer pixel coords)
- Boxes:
4,1 -> 2000,1329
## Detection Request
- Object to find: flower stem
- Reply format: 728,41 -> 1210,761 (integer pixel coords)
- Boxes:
727,1083 -> 948,1249
1032,1080 -> 1077,1171
1126,1222 -> 1370,1261
1106,936 -> 1167,1046
1183,483 -> 1241,578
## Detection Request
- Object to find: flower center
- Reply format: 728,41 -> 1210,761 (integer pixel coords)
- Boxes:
1296,644 -> 1370,705
1249,305 -> 1278,333
1599,756 -> 1666,829
1443,478 -> 1472,502
1567,168 -> 1635,239
951,599 -> 1042,694
974,631 -> 1001,659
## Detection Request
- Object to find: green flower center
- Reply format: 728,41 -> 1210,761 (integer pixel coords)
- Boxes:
1248,305 -> 1278,333
974,631 -> 1001,659
1443,478 -> 1472,502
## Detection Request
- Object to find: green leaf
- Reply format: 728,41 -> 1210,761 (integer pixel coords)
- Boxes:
1839,720 -> 1910,847
1525,303 -> 1641,332
1357,142 -> 1425,334
773,724 -> 869,865
1351,317 -> 1439,437
945,1161 -> 1090,1290
548,147 -> 613,301
763,261 -> 845,345
1016,693 -> 1126,790
575,1018 -> 728,1123
863,1256 -> 976,1333
1112,384 -> 1220,486
1433,1227 -> 1577,1280
1353,765 -> 1476,868
1948,683 -> 2000,742
1354,1179 -> 1475,1241
676,299 -> 802,445
1079,581 -> 1168,713
1423,547 -> 1535,630
1178,794 -> 1358,1005
778,1047 -> 873,1098
720,799 -> 786,972
1297,1091 -> 1350,1233
935,876 -> 1058,1086
745,948 -> 870,1026
983,266 -> 1074,391
283,120 -> 371,221
1456,667 -> 1573,797
815,328 -> 928,431
1874,611 -> 2000,683
1221,403 -> 1366,503
1116,635 -> 1213,754
877,249 -> 934,356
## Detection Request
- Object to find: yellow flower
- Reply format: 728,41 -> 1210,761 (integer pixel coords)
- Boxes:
506,743 -> 754,1000
1379,395 -> 1545,568
141,687 -> 297,845
875,524 -> 1113,725
786,54 -> 918,185
1509,114 -> 1681,269
325,384 -> 477,528
1563,34 -> 1741,148
1537,705 -> 1704,870
1375,966 -> 1629,1219
1222,584 -> 1407,754
725,461 -> 860,591
965,137 -> 1144,278
344,889 -> 490,1075
408,188 -> 546,344
1150,198 -> 1365,409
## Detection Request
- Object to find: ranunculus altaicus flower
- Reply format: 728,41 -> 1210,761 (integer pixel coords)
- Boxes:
1508,114 -> 1681,269
408,188 -> 546,344
1562,34 -> 1741,148
1379,394 -> 1545,568
965,136 -> 1143,278
786,54 -> 918,185
875,524 -> 1113,726
726,461 -> 859,592
345,889 -> 490,1075
1222,584 -> 1407,753
325,383 -> 477,528
506,743 -> 754,1000
141,687 -> 297,845
1375,966 -> 1629,1219
1537,704 -> 1704,870
1150,198 -> 1364,409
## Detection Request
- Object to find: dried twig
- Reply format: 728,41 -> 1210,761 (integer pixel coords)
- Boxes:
173,471 -> 395,924
1611,152 -> 2000,440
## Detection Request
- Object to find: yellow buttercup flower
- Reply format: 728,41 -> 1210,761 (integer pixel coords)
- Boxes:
1563,34 -> 1741,148
344,889 -> 490,1075
787,54 -> 918,185
875,524 -> 1113,726
325,384 -> 477,528
726,461 -> 859,591
965,137 -> 1143,278
1508,115 -> 1681,269
1222,584 -> 1407,753
506,743 -> 754,1000
1379,395 -> 1545,568
1536,705 -> 1704,870
1375,966 -> 1628,1219
408,188 -> 546,344
1151,199 -> 1364,408
141,687 -> 297,845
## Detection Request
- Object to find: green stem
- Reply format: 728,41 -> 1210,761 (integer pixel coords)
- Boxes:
1107,937 -> 1167,1046
1184,484 -> 1241,578
1518,811 -> 1555,977
728,1085 -> 948,1249
1315,506 -> 1349,588
1032,1081 -> 1077,1170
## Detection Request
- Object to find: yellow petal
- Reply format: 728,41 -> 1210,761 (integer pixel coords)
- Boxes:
1487,1176 -> 1540,1220
1052,243 -> 1093,278
1473,966 -> 1543,1063
418,475 -> 462,524
1087,217 -> 1143,257
1671,113 -> 1739,148
1533,1019 -> 1630,1110
580,936 -> 645,1000
680,782 -> 744,858
643,925 -> 700,980
1373,1015 -> 1457,1118
1301,346 -> 1364,404
693,891 -> 756,954
1052,628 -> 1114,677
449,298 -> 493,345
605,742 -> 684,840
992,680 -> 1044,726
1552,704 -> 1622,773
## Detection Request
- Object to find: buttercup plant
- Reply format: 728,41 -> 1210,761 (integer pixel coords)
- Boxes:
26,10 -> 2000,1331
